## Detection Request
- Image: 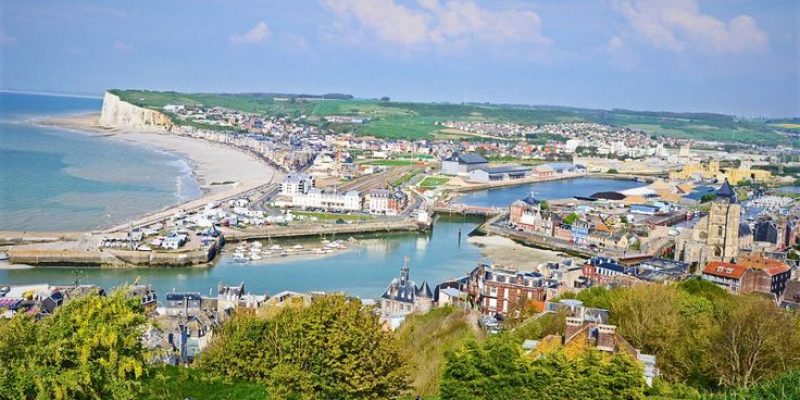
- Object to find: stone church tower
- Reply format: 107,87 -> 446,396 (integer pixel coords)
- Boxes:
705,180 -> 740,263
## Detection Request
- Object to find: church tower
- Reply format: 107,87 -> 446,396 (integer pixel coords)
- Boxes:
706,180 -> 740,263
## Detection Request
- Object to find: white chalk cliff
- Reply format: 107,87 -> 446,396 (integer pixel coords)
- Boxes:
98,91 -> 173,132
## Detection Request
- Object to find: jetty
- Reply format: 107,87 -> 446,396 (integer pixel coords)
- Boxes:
222,219 -> 422,242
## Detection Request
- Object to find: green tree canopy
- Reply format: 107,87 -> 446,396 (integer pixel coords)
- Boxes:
0,290 -> 149,399
440,336 -> 647,400
198,294 -> 409,400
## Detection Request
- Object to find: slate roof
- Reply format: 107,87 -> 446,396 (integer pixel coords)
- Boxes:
716,179 -> 738,204
447,152 -> 488,164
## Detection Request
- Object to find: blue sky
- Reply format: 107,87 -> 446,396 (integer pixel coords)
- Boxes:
1,0 -> 797,117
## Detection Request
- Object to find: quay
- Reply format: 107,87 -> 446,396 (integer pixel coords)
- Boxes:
222,219 -> 423,242
6,238 -> 223,267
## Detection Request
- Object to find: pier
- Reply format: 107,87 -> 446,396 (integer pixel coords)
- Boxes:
221,219 -> 423,242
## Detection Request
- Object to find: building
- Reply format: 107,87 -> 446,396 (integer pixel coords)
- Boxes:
280,174 -> 315,196
508,194 -> 558,236
528,300 -> 659,386
675,180 -> 743,267
467,165 -> 531,183
669,160 -> 771,183
702,255 -> 791,298
582,257 -> 637,285
467,264 -> 555,316
164,292 -> 202,316
379,258 -> 434,318
292,188 -> 363,212
367,188 -> 408,215
440,152 -> 489,175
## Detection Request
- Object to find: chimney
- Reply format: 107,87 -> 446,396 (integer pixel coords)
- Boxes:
565,317 -> 583,342
597,324 -> 617,351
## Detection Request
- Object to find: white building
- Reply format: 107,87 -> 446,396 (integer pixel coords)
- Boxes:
293,189 -> 362,212
280,174 -> 315,196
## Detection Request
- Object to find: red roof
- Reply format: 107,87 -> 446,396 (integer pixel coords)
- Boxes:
738,256 -> 791,276
703,261 -> 747,279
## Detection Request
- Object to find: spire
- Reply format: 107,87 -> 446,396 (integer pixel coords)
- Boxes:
716,179 -> 738,204
400,256 -> 410,286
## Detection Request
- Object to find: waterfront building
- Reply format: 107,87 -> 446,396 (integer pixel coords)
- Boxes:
508,194 -> 558,236
379,258 -> 434,319
292,188 -> 363,212
467,164 -> 531,183
367,188 -> 408,215
164,292 -> 202,316
440,152 -> 488,175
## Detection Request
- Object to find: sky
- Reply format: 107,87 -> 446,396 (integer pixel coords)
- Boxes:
1,0 -> 798,117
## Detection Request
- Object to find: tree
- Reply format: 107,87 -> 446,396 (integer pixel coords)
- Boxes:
440,336 -> 647,400
0,290 -> 149,399
706,296 -> 800,388
701,193 -> 717,203
563,212 -> 580,225
607,168 -> 619,174
540,200 -> 549,211
199,295 -> 410,399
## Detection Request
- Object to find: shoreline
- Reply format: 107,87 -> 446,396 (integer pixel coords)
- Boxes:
34,113 -> 283,233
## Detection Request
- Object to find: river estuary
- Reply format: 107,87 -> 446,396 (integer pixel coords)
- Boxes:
1,178 -> 641,300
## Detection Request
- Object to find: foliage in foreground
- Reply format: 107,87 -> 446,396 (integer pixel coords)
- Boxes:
141,366 -> 268,400
558,279 -> 800,390
440,336 -> 647,400
198,295 -> 409,400
395,306 -> 483,396
0,291 -> 149,400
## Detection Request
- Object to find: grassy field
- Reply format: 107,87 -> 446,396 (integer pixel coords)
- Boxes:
111,89 -> 798,145
393,171 -> 420,187
419,176 -> 450,188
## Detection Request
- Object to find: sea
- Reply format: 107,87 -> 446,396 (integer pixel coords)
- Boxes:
0,91 -> 645,300
0,91 -> 202,231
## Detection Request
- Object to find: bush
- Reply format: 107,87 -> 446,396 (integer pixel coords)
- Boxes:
199,294 -> 410,399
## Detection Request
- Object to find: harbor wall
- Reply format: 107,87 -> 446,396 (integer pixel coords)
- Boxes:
224,220 -> 422,241
98,92 -> 173,132
7,239 -> 222,268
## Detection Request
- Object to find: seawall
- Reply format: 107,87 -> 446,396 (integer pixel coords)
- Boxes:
7,238 -> 222,268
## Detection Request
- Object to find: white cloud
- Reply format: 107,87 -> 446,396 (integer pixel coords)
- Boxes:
112,40 -> 132,53
612,0 -> 767,54
230,21 -> 271,45
321,0 -> 550,47
0,30 -> 18,47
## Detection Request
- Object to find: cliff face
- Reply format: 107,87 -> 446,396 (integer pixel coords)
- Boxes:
98,91 -> 173,132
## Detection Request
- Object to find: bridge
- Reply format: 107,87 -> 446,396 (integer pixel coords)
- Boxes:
433,203 -> 505,217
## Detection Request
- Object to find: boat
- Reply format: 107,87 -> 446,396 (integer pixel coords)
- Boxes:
250,254 -> 263,261
321,239 -> 330,245
233,252 -> 249,263
292,244 -> 304,250
251,242 -> 263,248
313,248 -> 325,255
270,244 -> 282,251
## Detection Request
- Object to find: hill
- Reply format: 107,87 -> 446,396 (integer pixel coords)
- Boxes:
110,89 -> 798,146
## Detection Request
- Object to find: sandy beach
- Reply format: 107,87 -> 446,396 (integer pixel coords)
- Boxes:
37,113 -> 283,233
468,235 -> 566,270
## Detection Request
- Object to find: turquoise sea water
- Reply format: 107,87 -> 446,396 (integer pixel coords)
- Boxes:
0,92 -> 202,231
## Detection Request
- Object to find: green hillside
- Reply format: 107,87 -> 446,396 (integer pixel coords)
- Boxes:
110,89 -> 797,146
